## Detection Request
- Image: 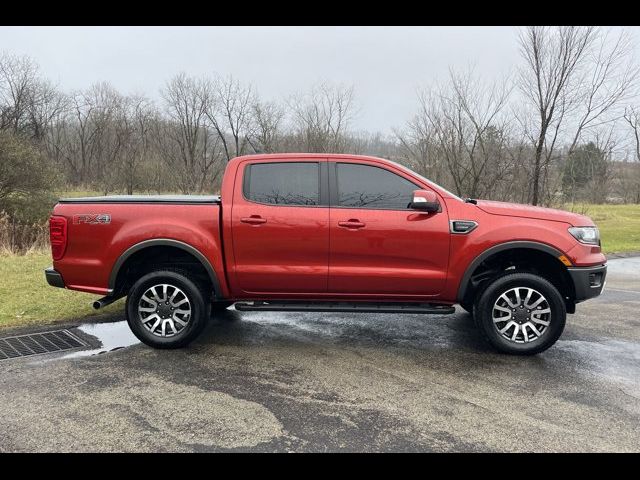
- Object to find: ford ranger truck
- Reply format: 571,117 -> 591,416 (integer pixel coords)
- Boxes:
45,154 -> 607,355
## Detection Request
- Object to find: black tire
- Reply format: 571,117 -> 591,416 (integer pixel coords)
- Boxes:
459,301 -> 474,315
473,272 -> 566,355
125,270 -> 210,349
211,301 -> 234,312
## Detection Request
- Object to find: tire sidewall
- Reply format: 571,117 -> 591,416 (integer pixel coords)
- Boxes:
211,301 -> 234,311
475,273 -> 566,355
459,301 -> 473,315
126,270 -> 208,349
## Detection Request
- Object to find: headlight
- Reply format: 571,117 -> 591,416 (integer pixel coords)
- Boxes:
568,226 -> 600,245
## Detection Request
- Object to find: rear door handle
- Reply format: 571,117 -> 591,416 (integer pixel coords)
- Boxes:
241,215 -> 267,225
338,219 -> 366,229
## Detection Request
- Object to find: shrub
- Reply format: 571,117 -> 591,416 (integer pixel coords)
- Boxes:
0,131 -> 58,254
0,212 -> 49,255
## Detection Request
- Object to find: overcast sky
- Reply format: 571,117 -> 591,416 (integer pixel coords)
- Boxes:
0,26 -> 629,134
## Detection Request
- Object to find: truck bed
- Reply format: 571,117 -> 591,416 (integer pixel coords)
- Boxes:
51,197 -> 225,297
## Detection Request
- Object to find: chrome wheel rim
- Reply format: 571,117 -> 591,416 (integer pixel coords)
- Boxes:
138,284 -> 192,337
492,287 -> 551,344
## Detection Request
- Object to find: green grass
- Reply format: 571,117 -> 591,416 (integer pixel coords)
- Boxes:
0,253 -> 124,330
56,189 -> 104,198
1,203 -> 639,330
565,204 -> 640,254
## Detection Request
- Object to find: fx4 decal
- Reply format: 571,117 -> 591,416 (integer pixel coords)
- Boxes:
73,214 -> 111,225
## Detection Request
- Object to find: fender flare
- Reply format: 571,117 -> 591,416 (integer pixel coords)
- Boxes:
456,241 -> 564,302
108,238 -> 223,299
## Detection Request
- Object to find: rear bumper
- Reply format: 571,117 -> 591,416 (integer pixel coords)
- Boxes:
45,267 -> 65,289
568,264 -> 607,302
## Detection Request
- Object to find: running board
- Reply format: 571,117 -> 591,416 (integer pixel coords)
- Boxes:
234,301 -> 455,314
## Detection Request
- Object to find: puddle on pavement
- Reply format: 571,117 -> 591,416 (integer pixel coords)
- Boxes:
61,320 -> 140,359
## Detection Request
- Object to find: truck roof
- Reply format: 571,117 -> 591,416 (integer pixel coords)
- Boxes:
231,153 -> 388,162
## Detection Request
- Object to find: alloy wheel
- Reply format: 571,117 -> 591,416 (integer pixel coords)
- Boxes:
492,287 -> 551,343
137,283 -> 192,337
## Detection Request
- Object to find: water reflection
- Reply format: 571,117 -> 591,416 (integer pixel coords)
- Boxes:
61,321 -> 140,359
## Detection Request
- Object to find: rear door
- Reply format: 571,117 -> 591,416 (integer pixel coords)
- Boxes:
328,161 -> 450,296
231,159 -> 329,294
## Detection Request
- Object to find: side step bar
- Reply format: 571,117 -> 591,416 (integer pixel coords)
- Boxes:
234,301 -> 455,315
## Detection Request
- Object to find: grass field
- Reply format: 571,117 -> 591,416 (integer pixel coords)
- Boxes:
1,203 -> 638,330
567,203 -> 640,254
0,253 -> 124,329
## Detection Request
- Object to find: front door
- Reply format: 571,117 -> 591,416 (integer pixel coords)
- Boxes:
328,161 -> 450,297
231,160 -> 329,294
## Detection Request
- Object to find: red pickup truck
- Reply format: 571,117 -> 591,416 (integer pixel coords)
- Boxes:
45,153 -> 607,355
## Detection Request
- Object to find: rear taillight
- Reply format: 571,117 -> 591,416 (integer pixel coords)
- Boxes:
49,215 -> 68,260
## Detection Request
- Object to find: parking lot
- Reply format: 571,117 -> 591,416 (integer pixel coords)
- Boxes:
0,257 -> 639,452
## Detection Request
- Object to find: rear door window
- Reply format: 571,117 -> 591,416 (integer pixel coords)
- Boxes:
244,162 -> 319,206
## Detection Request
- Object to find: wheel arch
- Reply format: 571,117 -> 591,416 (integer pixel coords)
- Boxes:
108,239 -> 223,299
457,241 -> 575,309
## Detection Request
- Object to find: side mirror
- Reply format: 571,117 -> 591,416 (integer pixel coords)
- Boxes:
410,190 -> 440,213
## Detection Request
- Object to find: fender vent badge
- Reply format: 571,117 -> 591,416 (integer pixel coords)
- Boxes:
450,220 -> 478,234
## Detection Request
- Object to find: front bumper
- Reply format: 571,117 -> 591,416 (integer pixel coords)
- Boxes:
45,267 -> 65,289
567,264 -> 607,302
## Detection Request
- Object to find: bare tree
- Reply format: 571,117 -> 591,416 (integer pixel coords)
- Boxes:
27,79 -> 68,142
86,83 -> 123,193
0,52 -> 66,140
110,95 -> 156,194
624,107 -> 640,162
346,131 -> 398,157
567,31 -> 639,152
205,74 -> 255,162
158,73 -> 223,193
0,53 -> 38,134
288,83 -> 356,152
395,111 -> 443,184
51,83 -> 122,186
398,69 -> 514,199
517,26 -> 638,205
622,106 -> 640,202
247,100 -> 285,153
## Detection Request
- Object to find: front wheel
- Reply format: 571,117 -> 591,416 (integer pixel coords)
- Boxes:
212,301 -> 234,312
473,272 -> 566,355
459,301 -> 474,315
125,270 -> 210,349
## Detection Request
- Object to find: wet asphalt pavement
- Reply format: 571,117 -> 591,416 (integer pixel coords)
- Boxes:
1,258 -> 639,452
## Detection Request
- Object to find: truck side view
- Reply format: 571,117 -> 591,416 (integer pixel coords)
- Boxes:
45,154 -> 607,355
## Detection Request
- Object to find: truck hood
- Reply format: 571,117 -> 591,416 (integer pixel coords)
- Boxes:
475,200 -> 593,226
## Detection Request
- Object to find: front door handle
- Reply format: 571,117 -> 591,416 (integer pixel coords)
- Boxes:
241,215 -> 267,225
338,219 -> 366,229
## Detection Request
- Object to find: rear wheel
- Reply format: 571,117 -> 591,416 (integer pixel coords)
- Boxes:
473,272 -> 566,355
125,270 -> 210,349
